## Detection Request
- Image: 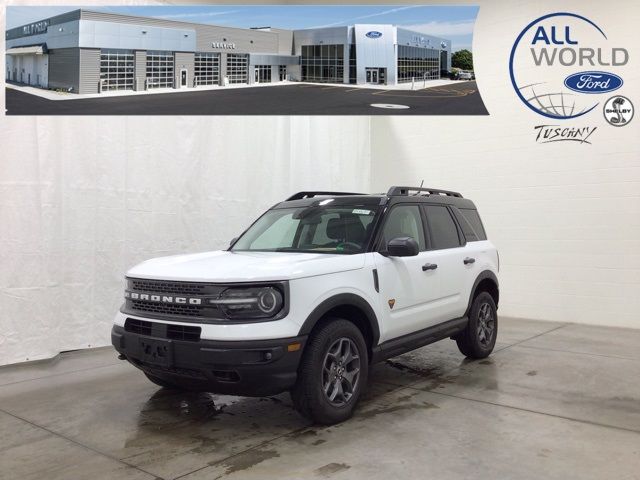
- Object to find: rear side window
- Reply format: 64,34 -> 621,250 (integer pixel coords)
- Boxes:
424,205 -> 462,250
460,208 -> 487,240
451,207 -> 478,242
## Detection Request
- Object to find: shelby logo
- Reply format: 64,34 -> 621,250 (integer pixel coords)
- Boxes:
533,125 -> 597,144
510,13 -> 628,120
125,291 -> 202,305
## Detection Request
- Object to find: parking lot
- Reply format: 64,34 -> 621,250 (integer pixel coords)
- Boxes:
6,81 -> 487,115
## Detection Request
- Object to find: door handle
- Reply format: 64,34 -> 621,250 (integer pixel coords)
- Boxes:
463,257 -> 476,265
422,263 -> 438,271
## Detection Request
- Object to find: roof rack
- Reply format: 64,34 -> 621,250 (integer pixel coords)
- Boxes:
386,186 -> 463,198
285,191 -> 366,201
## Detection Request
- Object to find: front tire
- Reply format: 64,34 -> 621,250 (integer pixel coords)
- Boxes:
291,318 -> 368,425
456,291 -> 498,359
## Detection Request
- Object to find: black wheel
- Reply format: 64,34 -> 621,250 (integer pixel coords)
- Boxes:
291,318 -> 368,425
456,291 -> 498,359
144,372 -> 183,390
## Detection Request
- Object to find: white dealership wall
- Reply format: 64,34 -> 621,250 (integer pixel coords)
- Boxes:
371,0 -> 640,329
0,117 -> 371,365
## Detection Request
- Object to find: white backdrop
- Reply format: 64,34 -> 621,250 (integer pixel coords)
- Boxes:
0,117 -> 371,365
370,0 -> 640,329
1,0 -> 639,367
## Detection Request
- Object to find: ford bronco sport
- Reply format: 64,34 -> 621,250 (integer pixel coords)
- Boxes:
112,186 -> 499,424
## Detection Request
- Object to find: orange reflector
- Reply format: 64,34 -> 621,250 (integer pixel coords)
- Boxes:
287,342 -> 301,352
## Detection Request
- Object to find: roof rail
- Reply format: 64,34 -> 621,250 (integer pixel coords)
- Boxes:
285,191 -> 365,201
386,186 -> 463,198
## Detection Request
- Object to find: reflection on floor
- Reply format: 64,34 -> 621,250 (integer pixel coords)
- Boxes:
1,318 -> 639,479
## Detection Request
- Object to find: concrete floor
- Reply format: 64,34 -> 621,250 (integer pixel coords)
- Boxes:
0,318 -> 638,480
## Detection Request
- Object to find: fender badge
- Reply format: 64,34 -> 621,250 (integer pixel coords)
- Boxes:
388,299 -> 396,309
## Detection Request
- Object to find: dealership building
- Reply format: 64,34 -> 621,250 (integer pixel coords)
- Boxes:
5,9 -> 452,94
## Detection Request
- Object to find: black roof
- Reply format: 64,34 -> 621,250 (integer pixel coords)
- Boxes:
274,187 -> 477,209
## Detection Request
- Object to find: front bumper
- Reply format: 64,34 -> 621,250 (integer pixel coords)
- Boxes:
111,323 -> 307,396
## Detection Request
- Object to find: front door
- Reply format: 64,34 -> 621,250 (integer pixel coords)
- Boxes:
180,69 -> 187,87
374,205 -> 442,342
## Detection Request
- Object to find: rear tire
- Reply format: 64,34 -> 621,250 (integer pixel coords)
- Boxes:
456,291 -> 498,359
291,318 -> 368,425
144,372 -> 182,390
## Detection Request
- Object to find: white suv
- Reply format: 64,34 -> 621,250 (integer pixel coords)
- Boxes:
112,186 -> 499,424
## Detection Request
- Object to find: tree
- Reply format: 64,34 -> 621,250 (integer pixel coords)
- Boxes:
451,49 -> 474,71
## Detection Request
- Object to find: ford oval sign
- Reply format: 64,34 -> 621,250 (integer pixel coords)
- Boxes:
365,31 -> 383,39
563,71 -> 623,94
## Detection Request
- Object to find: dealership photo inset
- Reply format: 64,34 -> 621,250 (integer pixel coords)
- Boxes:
5,5 -> 486,115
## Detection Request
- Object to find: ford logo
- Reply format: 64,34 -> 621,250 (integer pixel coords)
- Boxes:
365,31 -> 383,39
564,71 -> 623,94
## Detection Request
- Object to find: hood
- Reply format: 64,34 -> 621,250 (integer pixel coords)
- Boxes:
126,250 -> 366,283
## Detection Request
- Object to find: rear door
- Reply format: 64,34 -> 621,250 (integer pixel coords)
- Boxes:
374,204 -> 442,341
421,204 -> 470,321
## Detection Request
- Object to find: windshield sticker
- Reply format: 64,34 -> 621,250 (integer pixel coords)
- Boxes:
352,209 -> 371,215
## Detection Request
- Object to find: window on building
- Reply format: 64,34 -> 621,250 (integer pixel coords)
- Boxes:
254,65 -> 271,83
349,45 -> 357,84
226,54 -> 248,84
424,205 -> 462,250
100,49 -> 134,91
301,44 -> 344,83
146,50 -> 174,89
194,52 -> 220,86
397,45 -> 441,83
279,65 -> 287,81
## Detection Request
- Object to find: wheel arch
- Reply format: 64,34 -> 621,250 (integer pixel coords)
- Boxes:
298,293 -> 381,359
465,270 -> 499,317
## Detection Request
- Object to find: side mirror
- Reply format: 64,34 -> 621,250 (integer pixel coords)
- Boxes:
387,237 -> 420,257
229,237 -> 238,247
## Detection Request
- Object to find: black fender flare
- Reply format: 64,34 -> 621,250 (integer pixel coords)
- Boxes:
298,293 -> 381,347
465,270 -> 499,316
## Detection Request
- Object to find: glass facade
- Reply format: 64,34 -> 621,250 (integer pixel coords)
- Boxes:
348,45 -> 357,84
226,54 -> 248,84
146,50 -> 174,89
301,44 -> 345,83
194,52 -> 220,86
397,45 -> 441,83
100,49 -> 134,91
254,65 -> 271,83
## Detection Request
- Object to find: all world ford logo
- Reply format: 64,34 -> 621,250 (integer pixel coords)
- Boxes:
564,71 -> 623,94
365,31 -> 383,39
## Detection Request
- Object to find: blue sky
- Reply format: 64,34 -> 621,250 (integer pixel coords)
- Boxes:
7,5 -> 478,51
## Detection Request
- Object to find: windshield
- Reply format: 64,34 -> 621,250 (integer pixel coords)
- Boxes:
231,205 -> 379,254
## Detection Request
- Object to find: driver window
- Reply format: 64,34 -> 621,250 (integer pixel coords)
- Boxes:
380,205 -> 426,251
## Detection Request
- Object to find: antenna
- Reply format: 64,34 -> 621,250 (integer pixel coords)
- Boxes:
413,180 -> 424,195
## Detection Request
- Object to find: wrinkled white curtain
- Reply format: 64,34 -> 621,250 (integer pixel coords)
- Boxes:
0,116 -> 371,365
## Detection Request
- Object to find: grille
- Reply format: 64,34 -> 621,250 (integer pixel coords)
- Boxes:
130,279 -> 207,295
167,324 -> 201,342
131,299 -> 204,318
133,359 -> 206,379
125,318 -> 152,336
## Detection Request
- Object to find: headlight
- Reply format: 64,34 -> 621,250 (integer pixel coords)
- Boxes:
209,286 -> 284,319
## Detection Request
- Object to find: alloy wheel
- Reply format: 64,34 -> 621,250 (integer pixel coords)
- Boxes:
322,337 -> 361,406
477,302 -> 495,347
